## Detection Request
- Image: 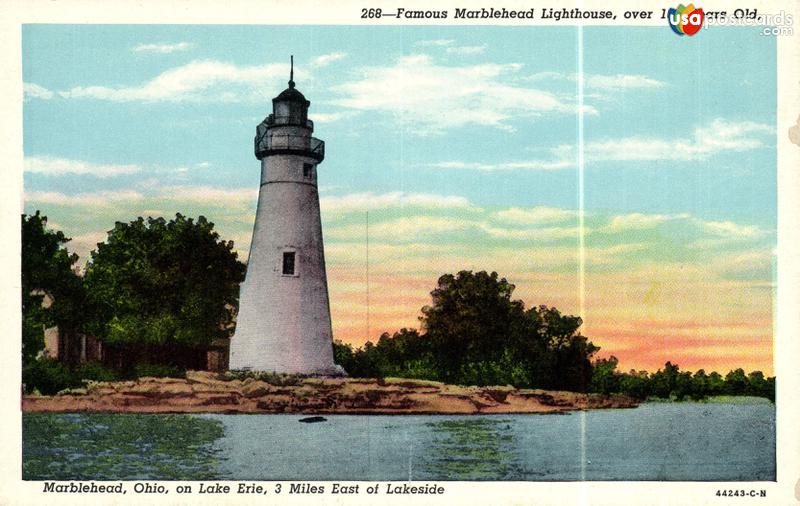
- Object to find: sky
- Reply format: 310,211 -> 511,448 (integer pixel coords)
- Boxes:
22,24 -> 777,375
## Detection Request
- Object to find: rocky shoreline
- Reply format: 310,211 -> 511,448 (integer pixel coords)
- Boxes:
22,371 -> 640,415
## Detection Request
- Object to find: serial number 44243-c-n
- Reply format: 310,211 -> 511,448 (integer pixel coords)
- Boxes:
716,489 -> 767,498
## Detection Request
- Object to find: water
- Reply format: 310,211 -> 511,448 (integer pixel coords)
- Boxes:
22,402 -> 775,481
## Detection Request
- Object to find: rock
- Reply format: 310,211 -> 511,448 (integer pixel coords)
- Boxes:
21,371 -> 640,415
140,377 -> 186,384
241,381 -> 273,398
197,393 -> 240,406
483,388 -> 512,403
57,388 -> 87,396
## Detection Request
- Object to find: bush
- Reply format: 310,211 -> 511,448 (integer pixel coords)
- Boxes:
221,370 -> 302,386
76,361 -> 120,382
22,357 -> 79,395
132,363 -> 185,379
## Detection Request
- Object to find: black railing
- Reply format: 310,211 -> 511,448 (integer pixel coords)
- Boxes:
254,132 -> 325,161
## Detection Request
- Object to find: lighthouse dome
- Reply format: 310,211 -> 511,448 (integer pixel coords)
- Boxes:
271,81 -> 310,126
275,85 -> 309,104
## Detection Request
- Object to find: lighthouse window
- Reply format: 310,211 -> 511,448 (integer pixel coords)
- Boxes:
303,163 -> 313,179
282,251 -> 296,275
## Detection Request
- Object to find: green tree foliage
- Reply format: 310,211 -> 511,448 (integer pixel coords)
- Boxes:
724,368 -> 749,395
421,271 -> 526,382
618,370 -> 652,399
334,329 -> 439,380
83,214 -> 245,370
587,359 -> 775,402
589,356 -> 620,394
21,212 -> 84,364
22,357 -> 77,395
336,270 -> 598,391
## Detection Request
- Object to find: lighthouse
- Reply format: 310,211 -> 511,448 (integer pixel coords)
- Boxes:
229,58 -> 342,375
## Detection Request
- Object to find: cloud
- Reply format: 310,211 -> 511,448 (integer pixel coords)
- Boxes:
585,119 -> 773,162
415,39 -> 455,47
588,243 -> 650,263
602,213 -> 766,243
58,60 -> 287,102
160,185 -> 258,204
583,74 -> 664,90
711,249 -> 774,279
327,216 -> 470,240
25,185 -> 259,208
414,40 -> 486,55
23,82 -> 54,100
66,231 -> 109,261
702,220 -> 764,238
526,72 -> 665,90
479,224 -> 581,241
493,206 -> 578,225
24,156 -> 140,177
309,111 -> 356,123
432,159 -> 571,171
132,42 -> 192,54
604,212 -> 689,232
331,54 -> 592,134
327,215 -> 582,243
446,45 -> 487,55
312,52 -> 347,67
26,190 -> 145,207
321,191 -> 477,213
434,118 -> 773,170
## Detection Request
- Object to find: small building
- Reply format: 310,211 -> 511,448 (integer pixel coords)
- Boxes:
43,326 -> 103,366
206,337 -> 230,372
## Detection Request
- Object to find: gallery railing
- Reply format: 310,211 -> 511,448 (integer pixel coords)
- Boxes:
254,132 -> 325,162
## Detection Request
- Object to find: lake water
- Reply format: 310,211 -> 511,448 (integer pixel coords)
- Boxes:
22,402 -> 775,481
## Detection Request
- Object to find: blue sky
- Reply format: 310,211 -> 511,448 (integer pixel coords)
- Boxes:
21,25 -> 777,372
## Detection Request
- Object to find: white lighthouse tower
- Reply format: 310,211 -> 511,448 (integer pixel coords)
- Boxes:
229,58 -> 341,375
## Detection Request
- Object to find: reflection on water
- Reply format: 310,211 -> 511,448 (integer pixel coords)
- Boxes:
22,402 -> 776,481
425,418 -> 519,480
23,413 -> 225,480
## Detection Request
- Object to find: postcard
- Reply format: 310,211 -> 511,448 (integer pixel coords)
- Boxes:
3,0 -> 800,504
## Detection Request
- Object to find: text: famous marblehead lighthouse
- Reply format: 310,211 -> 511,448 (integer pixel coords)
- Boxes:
230,58 -> 343,375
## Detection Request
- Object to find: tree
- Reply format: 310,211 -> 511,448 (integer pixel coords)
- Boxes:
673,371 -> 694,400
650,362 -> 680,398
420,271 -> 527,381
417,270 -> 597,390
690,369 -> 709,400
21,212 -> 84,365
589,356 -> 620,395
707,371 -> 725,395
724,368 -> 749,395
618,370 -> 651,399
527,305 -> 597,391
83,214 -> 246,370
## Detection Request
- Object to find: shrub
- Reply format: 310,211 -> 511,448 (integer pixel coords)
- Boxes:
22,357 -> 78,395
222,369 -> 302,386
77,361 -> 119,382
133,363 -> 185,379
